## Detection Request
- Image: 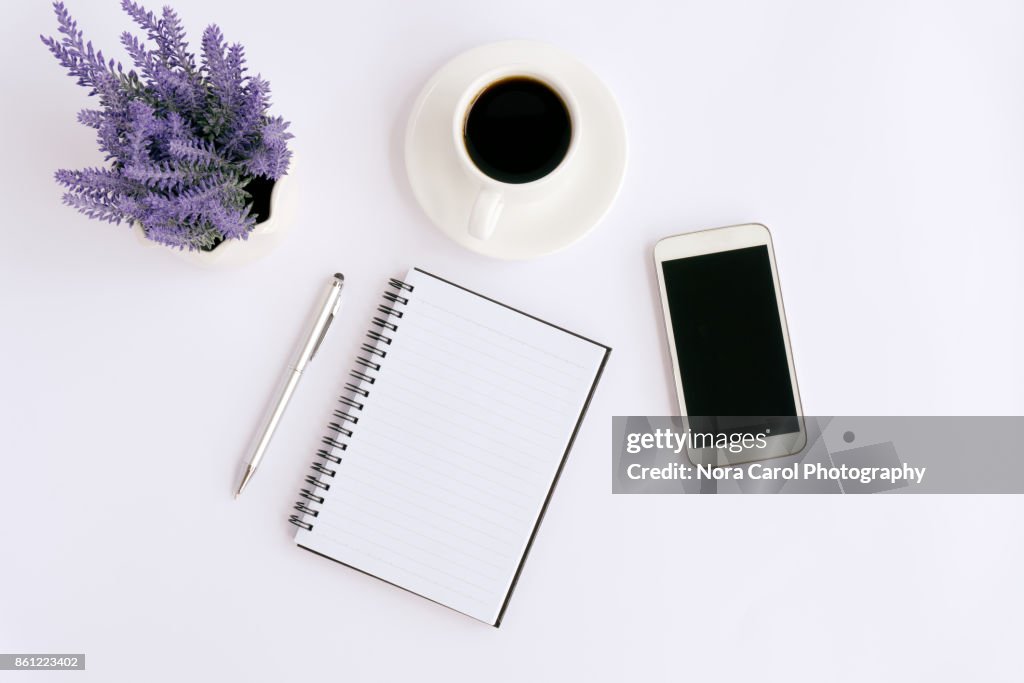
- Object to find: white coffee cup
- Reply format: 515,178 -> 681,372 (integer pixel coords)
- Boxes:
452,67 -> 581,241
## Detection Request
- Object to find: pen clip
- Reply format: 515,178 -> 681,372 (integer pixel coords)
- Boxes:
309,312 -> 334,363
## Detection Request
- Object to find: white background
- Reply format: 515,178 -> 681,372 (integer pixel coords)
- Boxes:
2,0 -> 1023,680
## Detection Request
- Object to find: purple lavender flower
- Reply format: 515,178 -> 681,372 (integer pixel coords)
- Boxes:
41,1 -> 293,251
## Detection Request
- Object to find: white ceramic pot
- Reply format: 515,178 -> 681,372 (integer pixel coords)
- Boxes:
134,162 -> 298,268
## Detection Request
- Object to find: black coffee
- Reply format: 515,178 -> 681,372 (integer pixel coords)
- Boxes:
464,77 -> 572,184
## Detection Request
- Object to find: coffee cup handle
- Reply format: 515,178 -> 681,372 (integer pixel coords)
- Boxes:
468,188 -> 504,241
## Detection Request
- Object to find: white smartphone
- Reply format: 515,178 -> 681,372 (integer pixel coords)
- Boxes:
654,223 -> 806,466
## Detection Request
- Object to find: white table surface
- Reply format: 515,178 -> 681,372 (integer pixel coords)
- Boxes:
3,1 -> 1023,680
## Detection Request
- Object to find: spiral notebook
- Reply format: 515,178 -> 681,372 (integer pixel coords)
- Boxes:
289,268 -> 609,626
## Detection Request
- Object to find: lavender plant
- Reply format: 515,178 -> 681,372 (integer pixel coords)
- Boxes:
41,1 -> 293,251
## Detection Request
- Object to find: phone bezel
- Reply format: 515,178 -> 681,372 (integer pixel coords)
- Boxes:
653,223 -> 806,466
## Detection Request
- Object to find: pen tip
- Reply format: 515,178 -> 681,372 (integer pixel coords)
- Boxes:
236,465 -> 254,499
333,272 -> 345,282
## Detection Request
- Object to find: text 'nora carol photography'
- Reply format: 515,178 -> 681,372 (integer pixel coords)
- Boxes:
624,461 -> 926,485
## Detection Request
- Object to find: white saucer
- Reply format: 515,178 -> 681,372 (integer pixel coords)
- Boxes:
405,41 -> 628,260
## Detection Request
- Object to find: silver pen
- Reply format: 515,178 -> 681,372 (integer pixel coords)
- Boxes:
235,273 -> 346,498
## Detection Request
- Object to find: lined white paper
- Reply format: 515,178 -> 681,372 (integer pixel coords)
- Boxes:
295,269 -> 608,625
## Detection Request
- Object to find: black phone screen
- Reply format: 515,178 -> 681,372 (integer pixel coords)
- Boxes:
661,245 -> 798,435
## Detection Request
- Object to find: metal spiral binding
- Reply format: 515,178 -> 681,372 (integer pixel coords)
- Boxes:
289,277 -> 415,532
